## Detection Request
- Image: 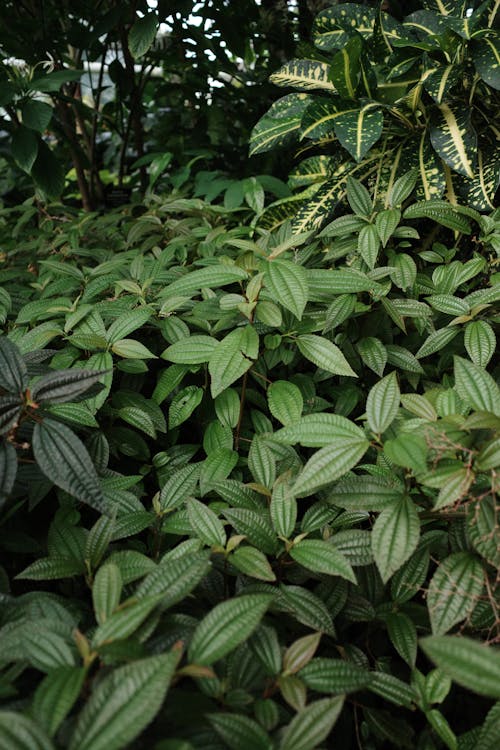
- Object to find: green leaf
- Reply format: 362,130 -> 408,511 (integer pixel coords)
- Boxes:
334,105 -> 384,162
128,12 -> 158,58
467,496 -> 500,568
268,380 -> 303,426
209,326 -> 258,398
231,545 -> 276,581
386,612 -> 417,667
32,419 -> 108,514
280,585 -> 335,636
300,658 -> 370,693
106,308 -> 152,344
453,356 -> 500,415
292,438 -> 369,498
136,551 -> 210,610
0,711 -> 54,749
313,5 -> 377,50
209,713 -> 272,750
0,336 -> 28,393
290,539 -> 356,583
473,37 -> 500,90
297,334 -> 357,377
358,223 -> 380,269
404,200 -> 472,233
249,94 -> 312,156
16,556 -> 85,581
365,371 -> 400,435
331,37 -> 362,99
168,386 -> 203,430
264,259 -> 308,320
188,594 -> 273,666
199,447 -> 238,495
111,339 -> 157,359
420,636 -> 500,699
29,69 -> 84,92
416,328 -> 459,359
427,552 -> 484,635
31,140 -> 65,198
329,474 -> 404,511
92,595 -> 162,647
224,508 -> 278,555
215,387 -> 240,428
357,337 -> 387,376
283,633 -> 322,675
270,59 -> 335,91
22,100 -> 52,132
31,368 -> 108,405
279,697 -> 344,750
375,208 -> 401,246
92,563 -> 123,625
33,667 -> 85,737
369,671 -> 416,708
273,413 -> 366,448
389,169 -> 418,207
162,335 -> 218,364
0,440 -> 17,509
11,126 -> 39,173
69,650 -> 181,750
477,702 -> 500,750
24,630 -> 75,672
160,463 -> 201,511
187,498 -> 226,547
430,105 -> 477,179
384,433 -> 428,473
464,321 -> 496,368
270,477 -> 297,538
372,495 -> 420,583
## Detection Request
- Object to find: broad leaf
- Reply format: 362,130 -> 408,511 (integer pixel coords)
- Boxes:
427,552 -> 484,635
365,371 -> 400,435
279,697 -> 344,750
128,12 -> 158,58
209,326 -> 258,397
33,667 -> 85,737
290,539 -> 356,583
264,259 -> 308,320
188,594 -> 273,665
297,335 -> 357,377
420,636 -> 500,699
372,495 -> 420,582
292,439 -> 369,497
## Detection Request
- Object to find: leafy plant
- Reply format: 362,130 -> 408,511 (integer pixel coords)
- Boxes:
250,0 -> 500,231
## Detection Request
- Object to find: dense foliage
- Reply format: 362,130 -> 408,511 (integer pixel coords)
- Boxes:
0,2 -> 499,749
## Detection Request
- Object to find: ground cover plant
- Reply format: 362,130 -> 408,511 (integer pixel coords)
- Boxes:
0,1 -> 500,749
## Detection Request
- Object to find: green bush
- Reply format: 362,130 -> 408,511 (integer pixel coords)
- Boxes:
1,2 -> 500,748
0,163 -> 499,748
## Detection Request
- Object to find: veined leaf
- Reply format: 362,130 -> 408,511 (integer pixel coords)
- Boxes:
209,713 -> 272,750
250,94 -> 312,156
283,633 -> 322,675
357,337 -> 387,376
420,636 -> 500,699
160,463 -> 201,511
279,697 -> 344,750
270,59 -> 336,91
33,667 -> 85,737
168,386 -> 203,430
92,563 -> 122,625
161,264 -> 248,299
209,326 -> 259,398
290,539 -> 356,583
69,650 -> 181,750
297,334 -> 357,377
280,585 -> 335,636
300,658 -> 370,693
427,552 -> 484,635
464,321 -> 496,367
290,170 -> 351,233
136,551 -> 211,609
453,356 -> 500,415
224,508 -> 277,555
300,98 -> 357,141
92,595 -> 162,647
111,339 -> 157,359
188,594 -> 273,665
273,412 -> 366,448
372,495 -> 420,582
0,711 -> 54,749
365,371 -> 400,435
231,545 -> 276,582
386,612 -> 417,667
128,12 -> 158,58
292,439 -> 369,497
31,368 -> 109,405
187,497 -> 226,547
264,259 -> 308,320
106,308 -> 152,344
268,381 -> 303,426
430,105 -> 477,179
0,336 -> 28,393
33,419 -> 108,514
162,335 -> 218,364
328,474 -> 404,511
271,477 -> 297,538
334,105 -> 384,162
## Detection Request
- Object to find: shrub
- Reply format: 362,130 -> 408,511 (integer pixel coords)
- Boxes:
0,163 -> 499,747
